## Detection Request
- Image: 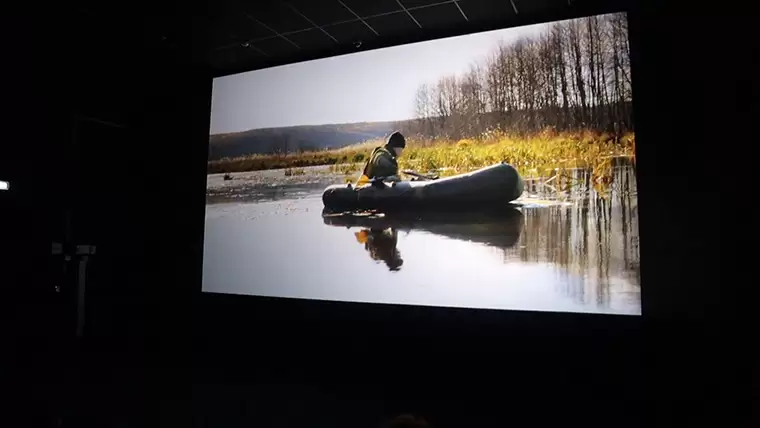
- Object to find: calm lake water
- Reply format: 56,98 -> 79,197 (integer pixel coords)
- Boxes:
203,164 -> 641,315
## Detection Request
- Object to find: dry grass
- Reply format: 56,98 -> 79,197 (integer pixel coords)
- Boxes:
329,163 -> 361,175
208,130 -> 635,186
284,168 -> 306,176
336,139 -> 383,153
208,147 -> 369,174
400,129 -> 635,179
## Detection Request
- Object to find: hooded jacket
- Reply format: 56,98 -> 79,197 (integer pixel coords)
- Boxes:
361,131 -> 405,179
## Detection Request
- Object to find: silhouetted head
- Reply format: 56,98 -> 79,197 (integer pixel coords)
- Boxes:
386,131 -> 406,157
364,228 -> 404,271
383,251 -> 404,271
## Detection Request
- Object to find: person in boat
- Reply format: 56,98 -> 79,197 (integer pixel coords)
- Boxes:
355,228 -> 404,271
358,131 -> 406,184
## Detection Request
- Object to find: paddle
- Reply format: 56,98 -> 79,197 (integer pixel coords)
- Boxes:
356,170 -> 437,186
401,170 -> 439,181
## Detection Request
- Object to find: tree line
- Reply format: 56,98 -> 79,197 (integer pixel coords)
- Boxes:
399,13 -> 632,140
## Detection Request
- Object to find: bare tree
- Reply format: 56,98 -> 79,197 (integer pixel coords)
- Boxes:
457,64 -> 489,137
413,83 -> 435,136
408,12 -> 632,139
566,19 -> 588,126
553,23 -> 571,129
485,48 -> 507,129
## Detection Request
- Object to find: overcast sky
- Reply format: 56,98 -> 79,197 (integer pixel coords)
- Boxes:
210,21 -> 552,135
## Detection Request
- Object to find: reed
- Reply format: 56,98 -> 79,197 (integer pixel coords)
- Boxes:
208,130 -> 635,184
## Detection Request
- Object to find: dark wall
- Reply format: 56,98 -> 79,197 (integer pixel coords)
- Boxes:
631,3 -> 751,425
4,14 -> 209,426
6,3 -> 747,427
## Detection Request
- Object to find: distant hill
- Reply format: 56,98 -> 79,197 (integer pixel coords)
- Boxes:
208,121 -> 402,160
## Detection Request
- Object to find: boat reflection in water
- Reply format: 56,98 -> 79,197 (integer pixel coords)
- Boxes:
322,207 -> 524,271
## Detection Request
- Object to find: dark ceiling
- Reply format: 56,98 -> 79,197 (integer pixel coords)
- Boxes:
71,0 -> 629,76
203,0 -> 629,76
39,0 -> 628,129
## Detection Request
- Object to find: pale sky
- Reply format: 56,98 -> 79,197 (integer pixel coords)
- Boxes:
210,22 -> 552,135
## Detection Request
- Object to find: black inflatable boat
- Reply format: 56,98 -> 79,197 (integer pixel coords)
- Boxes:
322,162 -> 524,210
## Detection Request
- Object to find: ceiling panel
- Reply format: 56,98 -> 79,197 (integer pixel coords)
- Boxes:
286,28 -> 340,50
326,19 -> 381,43
510,0 -> 556,16
253,35 -> 302,58
286,0 -> 357,26
221,14 -> 273,42
412,2 -> 467,29
340,0 -> 403,18
198,0 -> 628,74
211,45 -> 267,71
402,0 -> 455,8
364,11 -> 421,35
457,0 -> 516,22
245,2 -> 312,34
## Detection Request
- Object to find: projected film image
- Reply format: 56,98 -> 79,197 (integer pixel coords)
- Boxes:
203,13 -> 640,315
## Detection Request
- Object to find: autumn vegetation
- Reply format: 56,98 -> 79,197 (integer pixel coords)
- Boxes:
208,13 -> 633,181
400,13 -> 632,138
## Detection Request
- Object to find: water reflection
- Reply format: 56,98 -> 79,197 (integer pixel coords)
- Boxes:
203,163 -> 640,314
323,208 -> 525,271
322,164 -> 640,308
515,164 -> 640,308
355,228 -> 404,271
206,181 -> 333,204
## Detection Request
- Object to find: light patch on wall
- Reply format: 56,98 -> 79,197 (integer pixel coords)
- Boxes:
0,180 -> 9,191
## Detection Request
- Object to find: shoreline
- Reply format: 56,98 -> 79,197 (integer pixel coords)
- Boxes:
207,131 -> 635,182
